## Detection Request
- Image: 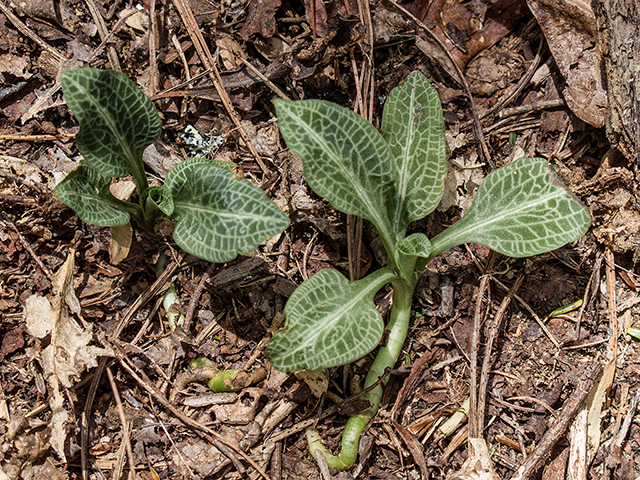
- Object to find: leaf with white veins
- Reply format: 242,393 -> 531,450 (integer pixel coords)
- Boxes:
266,268 -> 398,372
55,165 -> 132,226
381,71 -> 447,238
166,158 -> 290,263
61,68 -> 161,188
430,157 -> 592,257
274,99 -> 396,246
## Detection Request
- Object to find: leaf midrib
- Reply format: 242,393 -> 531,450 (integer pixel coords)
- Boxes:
391,86 -> 417,236
175,202 -> 266,221
72,75 -> 137,177
445,185 -> 572,247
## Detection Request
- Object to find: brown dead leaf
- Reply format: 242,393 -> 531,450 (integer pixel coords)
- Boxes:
24,248 -> 112,461
416,0 -> 528,72
109,223 -> 132,265
449,437 -> 501,480
216,36 -> 247,70
303,0 -> 329,38
295,370 -> 328,397
438,152 -> 485,214
585,357 -> 615,462
239,0 -> 282,40
0,53 -> 31,78
211,387 -> 262,424
526,0 -> 607,127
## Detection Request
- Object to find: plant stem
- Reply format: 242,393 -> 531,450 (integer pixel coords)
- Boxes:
307,275 -> 418,469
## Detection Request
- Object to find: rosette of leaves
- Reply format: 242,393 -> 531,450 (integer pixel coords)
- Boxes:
55,69 -> 289,263
266,71 -> 591,469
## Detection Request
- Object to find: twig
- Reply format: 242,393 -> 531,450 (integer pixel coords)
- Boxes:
81,358 -> 108,480
474,39 -> 546,123
615,387 -> 640,447
106,367 -> 137,480
87,10 -> 137,64
575,252 -> 603,340
478,273 -> 524,432
385,0 -> 494,169
148,0 -> 159,97
491,276 -> 561,349
509,360 -> 603,480
499,99 -> 566,119
270,442 -> 282,480
239,57 -> 291,100
182,262 -> 217,334
112,253 -> 184,338
468,273 -> 490,438
604,247 -> 618,358
84,0 -> 121,71
1,215 -> 53,281
0,133 -> 75,142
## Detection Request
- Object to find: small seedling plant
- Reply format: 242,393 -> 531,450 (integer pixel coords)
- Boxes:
55,68 -> 289,263
265,71 -> 591,469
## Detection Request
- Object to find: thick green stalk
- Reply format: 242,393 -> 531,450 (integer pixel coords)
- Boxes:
307,275 -> 418,469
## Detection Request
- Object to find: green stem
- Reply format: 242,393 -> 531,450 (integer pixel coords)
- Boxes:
307,275 -> 418,470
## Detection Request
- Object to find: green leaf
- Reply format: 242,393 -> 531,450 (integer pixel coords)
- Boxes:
266,267 -> 398,372
430,157 -> 592,258
166,159 -> 290,263
381,71 -> 447,238
274,99 -> 395,246
146,186 -> 174,216
61,68 -> 161,189
397,233 -> 432,258
55,164 -> 132,227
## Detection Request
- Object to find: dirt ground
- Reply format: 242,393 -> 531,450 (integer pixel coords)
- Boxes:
1,0 -> 639,479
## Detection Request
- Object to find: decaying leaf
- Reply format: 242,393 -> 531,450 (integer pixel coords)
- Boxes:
295,370 -> 328,397
24,247 -> 112,461
448,437 -> 501,480
526,0 -> 607,127
109,223 -> 133,265
416,0 -> 529,72
585,357 -> 615,461
438,152 -> 485,214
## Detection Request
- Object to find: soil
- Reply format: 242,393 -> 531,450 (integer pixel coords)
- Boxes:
0,1 -> 639,479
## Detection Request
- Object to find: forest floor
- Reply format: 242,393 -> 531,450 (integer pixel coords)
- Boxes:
0,0 -> 639,479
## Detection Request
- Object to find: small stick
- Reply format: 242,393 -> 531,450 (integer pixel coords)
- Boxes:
2,215 -> 53,281
106,367 -> 137,479
148,0 -> 159,97
491,276 -> 562,349
87,10 -> 137,64
509,360 -> 603,480
0,133 -> 75,142
81,358 -> 108,480
604,247 -> 618,358
171,0 -> 267,173
270,442 -> 282,480
499,99 -> 566,119
113,253 -> 184,338
84,0 -> 121,71
468,274 -> 490,438
239,57 -> 291,100
182,262 -> 217,334
478,274 -> 524,432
